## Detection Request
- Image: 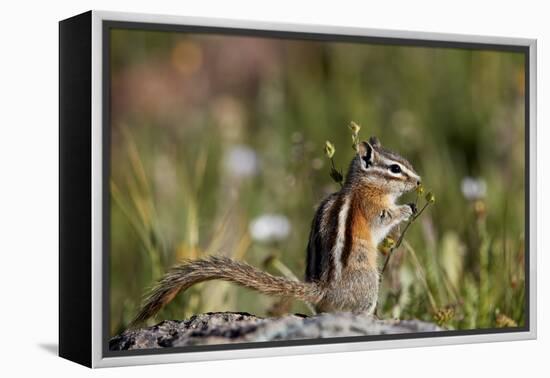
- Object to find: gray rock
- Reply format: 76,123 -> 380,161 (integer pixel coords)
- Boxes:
109,312 -> 442,350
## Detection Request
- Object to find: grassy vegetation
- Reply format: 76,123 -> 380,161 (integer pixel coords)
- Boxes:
109,28 -> 526,337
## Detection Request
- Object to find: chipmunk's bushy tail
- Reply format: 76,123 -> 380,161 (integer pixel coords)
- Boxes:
130,256 -> 322,327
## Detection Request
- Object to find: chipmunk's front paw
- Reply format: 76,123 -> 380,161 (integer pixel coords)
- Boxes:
398,204 -> 414,222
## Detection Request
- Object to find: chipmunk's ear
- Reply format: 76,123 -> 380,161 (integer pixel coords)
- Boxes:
368,136 -> 381,147
358,141 -> 377,168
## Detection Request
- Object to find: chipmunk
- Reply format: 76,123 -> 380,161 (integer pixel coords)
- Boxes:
130,136 -> 420,326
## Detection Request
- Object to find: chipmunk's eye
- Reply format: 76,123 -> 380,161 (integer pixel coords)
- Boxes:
389,164 -> 402,174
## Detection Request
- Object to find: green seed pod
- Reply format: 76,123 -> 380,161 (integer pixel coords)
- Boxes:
382,237 -> 395,249
348,121 -> 361,135
324,141 -> 335,158
425,192 -> 436,204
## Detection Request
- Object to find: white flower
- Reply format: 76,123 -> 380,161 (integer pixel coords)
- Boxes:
461,177 -> 487,201
249,214 -> 291,243
224,145 -> 259,178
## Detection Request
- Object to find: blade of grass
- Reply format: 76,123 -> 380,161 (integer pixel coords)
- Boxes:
403,239 -> 438,313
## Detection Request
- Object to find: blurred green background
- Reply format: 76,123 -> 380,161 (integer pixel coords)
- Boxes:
109,28 -> 526,337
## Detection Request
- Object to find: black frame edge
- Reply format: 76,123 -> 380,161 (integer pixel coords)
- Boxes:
59,10 -> 93,368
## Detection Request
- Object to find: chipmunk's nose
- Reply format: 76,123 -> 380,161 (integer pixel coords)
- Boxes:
416,180 -> 421,186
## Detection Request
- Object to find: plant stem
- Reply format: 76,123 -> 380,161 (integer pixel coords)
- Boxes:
270,257 -> 300,282
403,240 -> 438,313
330,157 -> 344,188
380,201 -> 431,277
